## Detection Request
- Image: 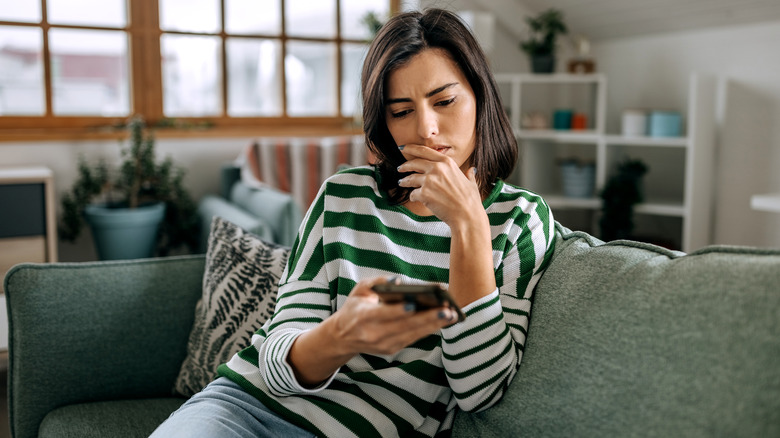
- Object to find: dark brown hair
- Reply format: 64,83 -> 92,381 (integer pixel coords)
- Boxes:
361,8 -> 517,204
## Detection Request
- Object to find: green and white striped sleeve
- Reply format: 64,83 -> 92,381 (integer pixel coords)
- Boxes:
439,191 -> 555,412
256,188 -> 338,397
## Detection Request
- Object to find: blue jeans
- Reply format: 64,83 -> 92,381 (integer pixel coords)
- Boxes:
150,377 -> 316,438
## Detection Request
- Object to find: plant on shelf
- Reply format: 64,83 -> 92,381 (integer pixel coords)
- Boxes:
519,8 -> 568,73
59,115 -> 199,260
599,159 -> 649,242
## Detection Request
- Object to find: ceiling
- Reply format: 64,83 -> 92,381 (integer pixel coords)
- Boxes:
471,0 -> 780,41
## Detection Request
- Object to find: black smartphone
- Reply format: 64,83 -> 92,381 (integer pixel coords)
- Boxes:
371,283 -> 466,322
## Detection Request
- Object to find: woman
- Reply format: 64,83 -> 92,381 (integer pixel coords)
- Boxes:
152,8 -> 555,438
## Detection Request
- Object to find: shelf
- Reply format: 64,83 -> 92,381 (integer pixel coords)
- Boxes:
542,195 -> 685,217
634,201 -> 685,217
543,195 -> 601,210
517,130 -> 601,143
495,73 -> 604,84
604,135 -> 688,148
750,193 -> 780,213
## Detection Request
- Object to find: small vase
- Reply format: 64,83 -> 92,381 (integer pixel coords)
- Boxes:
531,55 -> 555,74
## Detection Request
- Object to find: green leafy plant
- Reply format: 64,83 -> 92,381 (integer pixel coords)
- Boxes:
599,159 -> 649,241
519,8 -> 568,56
59,115 -> 199,256
361,11 -> 385,40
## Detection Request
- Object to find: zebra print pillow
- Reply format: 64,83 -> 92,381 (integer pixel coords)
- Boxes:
174,216 -> 290,397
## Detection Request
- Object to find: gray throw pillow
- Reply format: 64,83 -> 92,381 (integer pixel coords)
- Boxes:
174,216 -> 290,397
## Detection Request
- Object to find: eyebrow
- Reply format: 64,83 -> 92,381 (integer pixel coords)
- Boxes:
385,82 -> 458,105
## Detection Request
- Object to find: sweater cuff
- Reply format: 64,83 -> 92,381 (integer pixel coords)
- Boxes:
440,288 -> 501,339
260,329 -> 338,396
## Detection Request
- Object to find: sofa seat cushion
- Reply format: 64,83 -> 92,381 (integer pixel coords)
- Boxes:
38,398 -> 186,438
453,223 -> 780,437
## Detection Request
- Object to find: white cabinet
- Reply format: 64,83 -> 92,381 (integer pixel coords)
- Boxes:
495,73 -> 717,252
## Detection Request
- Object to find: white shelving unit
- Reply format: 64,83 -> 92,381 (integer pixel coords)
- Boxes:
495,73 -> 717,252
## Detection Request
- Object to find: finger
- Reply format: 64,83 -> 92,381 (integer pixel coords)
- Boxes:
468,166 -> 477,184
397,173 -> 425,188
398,144 -> 447,164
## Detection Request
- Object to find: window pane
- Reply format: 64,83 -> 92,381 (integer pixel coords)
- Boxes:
160,0 -> 219,33
341,43 -> 367,116
286,41 -> 337,116
341,0 -> 388,40
0,1 -> 41,22
49,28 -> 129,116
227,38 -> 281,116
0,26 -> 44,115
48,0 -> 126,28
226,0 -> 280,35
162,34 -> 221,117
285,0 -> 335,38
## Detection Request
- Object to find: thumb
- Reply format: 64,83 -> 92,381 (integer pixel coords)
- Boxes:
468,166 -> 477,183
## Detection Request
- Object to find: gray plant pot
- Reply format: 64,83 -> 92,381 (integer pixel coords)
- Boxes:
560,162 -> 595,198
531,54 -> 555,73
84,202 -> 166,260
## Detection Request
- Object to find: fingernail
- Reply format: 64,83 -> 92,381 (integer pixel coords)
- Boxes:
398,144 -> 405,150
404,302 -> 416,312
398,178 -> 404,186
387,276 -> 399,284
438,310 -> 448,320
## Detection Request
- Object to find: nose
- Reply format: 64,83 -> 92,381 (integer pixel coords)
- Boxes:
416,107 -> 439,139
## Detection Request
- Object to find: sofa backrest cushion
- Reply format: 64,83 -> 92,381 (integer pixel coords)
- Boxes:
453,222 -> 780,437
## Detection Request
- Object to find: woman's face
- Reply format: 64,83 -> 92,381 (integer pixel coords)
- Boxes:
384,48 -> 477,172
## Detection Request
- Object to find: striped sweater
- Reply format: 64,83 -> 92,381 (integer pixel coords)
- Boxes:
218,166 -> 555,437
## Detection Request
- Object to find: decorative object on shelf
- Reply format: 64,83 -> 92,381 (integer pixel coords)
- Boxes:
59,115 -> 199,260
622,109 -> 648,136
558,158 -> 596,198
521,111 -> 549,130
648,110 -> 682,137
599,159 -> 649,242
553,109 -> 574,130
519,8 -> 568,74
567,35 -> 596,73
571,112 -> 588,130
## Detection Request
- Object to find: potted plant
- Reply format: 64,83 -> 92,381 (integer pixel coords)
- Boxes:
599,159 -> 648,241
519,8 -> 568,73
59,116 -> 199,260
361,11 -> 385,40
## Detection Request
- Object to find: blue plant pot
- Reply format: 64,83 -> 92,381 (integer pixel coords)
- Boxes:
85,202 -> 166,260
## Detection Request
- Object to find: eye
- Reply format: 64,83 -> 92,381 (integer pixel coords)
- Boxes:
435,97 -> 456,107
390,109 -> 412,119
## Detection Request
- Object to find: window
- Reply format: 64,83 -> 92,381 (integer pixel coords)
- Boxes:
0,0 -> 394,138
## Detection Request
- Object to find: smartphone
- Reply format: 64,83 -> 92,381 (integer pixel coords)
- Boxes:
371,283 -> 466,322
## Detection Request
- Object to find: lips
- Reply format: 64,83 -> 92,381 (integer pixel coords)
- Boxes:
434,146 -> 450,153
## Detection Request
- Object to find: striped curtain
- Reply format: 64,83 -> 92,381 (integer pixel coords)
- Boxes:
241,136 -> 369,210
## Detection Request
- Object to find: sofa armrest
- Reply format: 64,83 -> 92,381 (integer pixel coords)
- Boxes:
229,181 -> 303,247
4,255 -> 206,438
197,195 -> 275,252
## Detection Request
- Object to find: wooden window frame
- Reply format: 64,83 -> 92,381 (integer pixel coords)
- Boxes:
0,0 -> 399,141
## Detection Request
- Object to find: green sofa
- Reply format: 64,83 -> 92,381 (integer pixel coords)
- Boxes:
5,223 -> 780,438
